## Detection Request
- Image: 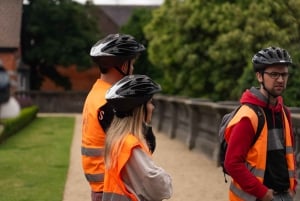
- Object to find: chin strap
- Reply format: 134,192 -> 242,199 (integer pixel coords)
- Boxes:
260,82 -> 273,108
114,66 -> 126,76
114,60 -> 132,76
260,72 -> 278,107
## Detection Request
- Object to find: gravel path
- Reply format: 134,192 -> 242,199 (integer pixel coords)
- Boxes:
62,114 -> 229,201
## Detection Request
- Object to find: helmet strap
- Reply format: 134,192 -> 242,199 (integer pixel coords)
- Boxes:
113,60 -> 131,76
260,76 -> 278,108
126,60 -> 131,75
114,66 -> 127,76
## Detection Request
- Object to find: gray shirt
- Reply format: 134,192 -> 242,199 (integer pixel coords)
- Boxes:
122,148 -> 173,201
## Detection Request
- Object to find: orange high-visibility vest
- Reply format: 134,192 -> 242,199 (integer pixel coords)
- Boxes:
225,105 -> 296,201
81,79 -> 111,192
102,134 -> 150,201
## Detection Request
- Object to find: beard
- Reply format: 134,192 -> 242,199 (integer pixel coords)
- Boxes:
269,84 -> 286,97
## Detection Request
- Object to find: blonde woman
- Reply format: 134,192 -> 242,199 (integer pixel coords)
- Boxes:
103,74 -> 172,201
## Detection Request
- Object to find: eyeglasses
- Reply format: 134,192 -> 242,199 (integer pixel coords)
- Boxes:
263,71 -> 290,79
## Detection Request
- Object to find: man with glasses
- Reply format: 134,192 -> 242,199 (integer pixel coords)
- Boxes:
224,47 -> 296,201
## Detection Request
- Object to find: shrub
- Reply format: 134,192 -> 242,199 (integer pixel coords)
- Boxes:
0,105 -> 39,143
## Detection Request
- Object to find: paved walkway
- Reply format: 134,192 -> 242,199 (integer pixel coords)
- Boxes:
62,114 -> 229,201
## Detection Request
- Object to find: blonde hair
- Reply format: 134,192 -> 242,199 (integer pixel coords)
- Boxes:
104,105 -> 145,169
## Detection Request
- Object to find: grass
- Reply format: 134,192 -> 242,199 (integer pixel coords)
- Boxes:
0,116 -> 75,201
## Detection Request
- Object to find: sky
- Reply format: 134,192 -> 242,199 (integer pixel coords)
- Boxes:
73,0 -> 164,5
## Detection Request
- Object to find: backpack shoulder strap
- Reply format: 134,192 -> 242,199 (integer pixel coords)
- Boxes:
282,105 -> 294,140
243,103 -> 265,145
282,105 -> 290,119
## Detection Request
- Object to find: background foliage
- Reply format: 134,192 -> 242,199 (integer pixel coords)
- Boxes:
120,8 -> 163,81
21,0 -> 101,90
143,0 -> 300,106
21,0 -> 300,106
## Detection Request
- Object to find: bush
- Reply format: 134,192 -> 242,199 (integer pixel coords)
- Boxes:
0,105 -> 39,143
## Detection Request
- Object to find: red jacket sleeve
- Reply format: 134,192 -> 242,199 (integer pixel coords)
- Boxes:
224,117 -> 268,199
284,107 -> 298,192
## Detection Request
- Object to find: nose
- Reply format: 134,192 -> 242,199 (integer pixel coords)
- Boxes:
277,75 -> 285,81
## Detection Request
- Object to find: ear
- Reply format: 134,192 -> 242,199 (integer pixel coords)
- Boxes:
120,62 -> 128,72
256,72 -> 263,83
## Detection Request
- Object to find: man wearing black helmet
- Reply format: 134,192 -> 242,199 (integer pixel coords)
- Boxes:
224,47 -> 296,201
81,33 -> 148,201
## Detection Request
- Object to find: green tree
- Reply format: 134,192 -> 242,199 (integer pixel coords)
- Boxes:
145,0 -> 300,106
145,0 -> 204,96
21,0 -> 101,90
120,7 -> 161,80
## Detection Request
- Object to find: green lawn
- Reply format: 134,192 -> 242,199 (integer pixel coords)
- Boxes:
0,116 -> 75,201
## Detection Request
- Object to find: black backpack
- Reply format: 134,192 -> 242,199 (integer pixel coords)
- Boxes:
217,103 -> 265,182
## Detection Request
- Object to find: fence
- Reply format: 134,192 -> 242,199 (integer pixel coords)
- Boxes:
15,91 -> 88,113
151,94 -> 300,196
14,91 -> 300,195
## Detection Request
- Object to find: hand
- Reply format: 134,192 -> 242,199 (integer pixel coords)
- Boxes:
261,189 -> 274,201
142,123 -> 156,153
288,189 -> 295,198
91,191 -> 103,201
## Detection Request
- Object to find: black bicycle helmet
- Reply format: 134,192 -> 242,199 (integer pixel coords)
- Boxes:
90,33 -> 145,74
252,46 -> 292,72
90,33 -> 145,57
105,74 -> 161,117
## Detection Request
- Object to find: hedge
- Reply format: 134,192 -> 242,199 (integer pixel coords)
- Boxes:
0,106 -> 39,143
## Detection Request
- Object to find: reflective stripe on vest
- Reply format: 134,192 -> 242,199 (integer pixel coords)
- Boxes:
225,106 -> 296,201
81,147 -> 104,156
102,192 -> 131,201
245,162 -> 264,178
230,183 -> 256,201
85,173 -> 104,182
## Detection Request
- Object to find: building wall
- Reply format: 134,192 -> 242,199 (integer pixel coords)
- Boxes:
0,0 -> 23,93
40,65 -> 100,92
0,52 -> 19,71
0,51 -> 20,93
